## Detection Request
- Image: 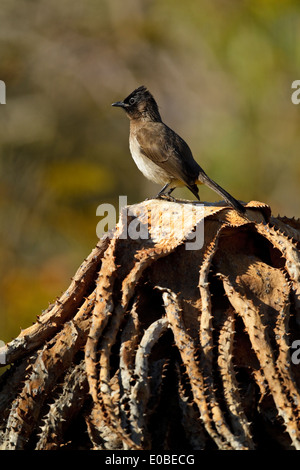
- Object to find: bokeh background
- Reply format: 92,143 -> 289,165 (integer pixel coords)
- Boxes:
1,0 -> 300,342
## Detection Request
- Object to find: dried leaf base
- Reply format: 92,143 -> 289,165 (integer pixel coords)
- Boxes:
0,200 -> 300,450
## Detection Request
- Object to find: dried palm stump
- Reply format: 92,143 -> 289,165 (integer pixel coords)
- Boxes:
0,199 -> 300,450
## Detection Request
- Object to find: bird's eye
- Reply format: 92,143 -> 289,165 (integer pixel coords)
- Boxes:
129,97 -> 136,105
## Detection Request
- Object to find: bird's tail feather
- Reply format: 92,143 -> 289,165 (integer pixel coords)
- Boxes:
198,172 -> 245,214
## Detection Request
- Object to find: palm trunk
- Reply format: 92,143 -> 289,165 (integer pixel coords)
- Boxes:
0,199 -> 299,450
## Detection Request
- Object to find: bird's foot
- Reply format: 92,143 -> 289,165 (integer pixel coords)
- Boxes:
155,194 -> 177,202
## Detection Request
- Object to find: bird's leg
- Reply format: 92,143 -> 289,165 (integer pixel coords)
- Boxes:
155,184 -> 177,202
156,183 -> 170,197
164,187 -> 177,201
145,184 -> 166,201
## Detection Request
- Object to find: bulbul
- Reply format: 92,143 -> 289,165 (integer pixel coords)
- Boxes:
112,86 -> 245,214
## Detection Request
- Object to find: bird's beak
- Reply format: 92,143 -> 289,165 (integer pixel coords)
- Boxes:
111,101 -> 126,108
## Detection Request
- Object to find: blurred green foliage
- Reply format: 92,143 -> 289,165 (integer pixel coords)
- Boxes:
0,0 -> 300,342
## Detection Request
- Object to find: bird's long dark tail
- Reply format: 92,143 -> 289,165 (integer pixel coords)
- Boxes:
198,172 -> 245,214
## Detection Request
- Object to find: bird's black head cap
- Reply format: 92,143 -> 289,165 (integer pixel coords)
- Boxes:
112,86 -> 161,121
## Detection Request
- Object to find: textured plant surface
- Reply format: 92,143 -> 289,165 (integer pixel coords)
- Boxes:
0,199 -> 299,450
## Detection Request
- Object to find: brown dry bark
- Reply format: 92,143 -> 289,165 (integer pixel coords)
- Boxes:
0,199 -> 299,450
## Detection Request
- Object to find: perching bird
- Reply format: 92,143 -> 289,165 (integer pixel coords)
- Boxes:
112,86 -> 245,214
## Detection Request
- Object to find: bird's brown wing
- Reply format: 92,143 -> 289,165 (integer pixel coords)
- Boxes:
136,122 -> 201,185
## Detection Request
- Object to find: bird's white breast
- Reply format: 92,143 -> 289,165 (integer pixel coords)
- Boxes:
129,136 -> 169,185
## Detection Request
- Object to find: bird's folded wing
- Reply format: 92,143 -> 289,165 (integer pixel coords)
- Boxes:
136,124 -> 199,184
